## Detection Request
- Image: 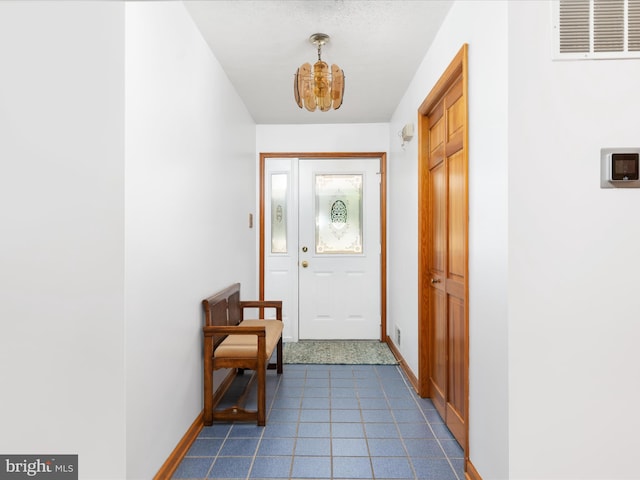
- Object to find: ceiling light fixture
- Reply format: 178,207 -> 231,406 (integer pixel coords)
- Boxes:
294,33 -> 344,112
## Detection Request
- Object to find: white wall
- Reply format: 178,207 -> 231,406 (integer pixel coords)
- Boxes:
0,2 -> 256,478
125,3 -> 256,478
257,124 -> 389,154
0,2 -> 126,478
508,2 -> 640,479
389,1 -> 509,479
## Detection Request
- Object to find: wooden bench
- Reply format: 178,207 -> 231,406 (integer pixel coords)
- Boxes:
202,283 -> 283,426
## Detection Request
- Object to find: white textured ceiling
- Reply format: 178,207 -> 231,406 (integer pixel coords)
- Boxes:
184,0 -> 453,124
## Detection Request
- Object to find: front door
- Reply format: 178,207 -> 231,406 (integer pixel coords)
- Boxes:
298,159 -> 380,339
261,155 -> 383,342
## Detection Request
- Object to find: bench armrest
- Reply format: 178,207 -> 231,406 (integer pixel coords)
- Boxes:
240,300 -> 282,309
203,325 -> 266,337
239,300 -> 282,320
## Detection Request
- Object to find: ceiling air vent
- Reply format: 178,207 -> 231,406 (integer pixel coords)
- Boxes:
554,0 -> 640,59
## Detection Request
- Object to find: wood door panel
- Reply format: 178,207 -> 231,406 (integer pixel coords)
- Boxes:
445,77 -> 463,106
431,378 -> 446,420
446,81 -> 465,155
429,101 -> 444,124
448,151 -> 466,280
430,144 -> 445,169
431,287 -> 447,387
448,295 -> 466,416
430,163 -> 446,274
446,403 -> 465,447
430,286 -> 447,420
445,135 -> 464,158
430,116 -> 445,151
446,85 -> 464,140
446,295 -> 465,447
429,116 -> 445,169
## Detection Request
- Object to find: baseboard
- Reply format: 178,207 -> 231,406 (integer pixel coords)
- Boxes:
154,369 -> 237,479
465,458 -> 483,480
384,335 -> 419,392
153,411 -> 203,480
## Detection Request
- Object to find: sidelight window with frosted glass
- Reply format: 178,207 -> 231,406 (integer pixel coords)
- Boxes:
315,174 -> 363,254
270,173 -> 288,253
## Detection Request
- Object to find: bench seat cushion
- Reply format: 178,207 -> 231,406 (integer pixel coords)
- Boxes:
214,320 -> 283,360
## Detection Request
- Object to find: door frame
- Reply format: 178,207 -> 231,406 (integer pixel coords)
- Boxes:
259,152 -> 387,341
417,44 -> 469,456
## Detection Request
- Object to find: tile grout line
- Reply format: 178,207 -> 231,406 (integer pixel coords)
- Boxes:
395,364 -> 462,480
204,425 -> 233,480
378,365 -> 419,480
245,371 -> 282,480
354,366 -> 376,480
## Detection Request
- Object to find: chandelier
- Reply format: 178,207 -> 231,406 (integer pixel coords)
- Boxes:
294,33 -> 345,112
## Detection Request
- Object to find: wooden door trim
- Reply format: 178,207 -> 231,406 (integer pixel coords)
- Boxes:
417,43 -> 469,455
259,152 -> 387,341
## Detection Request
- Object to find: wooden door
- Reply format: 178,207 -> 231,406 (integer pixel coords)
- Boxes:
419,45 -> 468,453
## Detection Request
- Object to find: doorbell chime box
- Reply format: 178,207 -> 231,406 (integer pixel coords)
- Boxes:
600,148 -> 640,188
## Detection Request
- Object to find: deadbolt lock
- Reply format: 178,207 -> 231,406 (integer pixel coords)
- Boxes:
302,246 -> 308,252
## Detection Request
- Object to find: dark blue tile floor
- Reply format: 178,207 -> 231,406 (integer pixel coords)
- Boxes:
172,364 -> 464,479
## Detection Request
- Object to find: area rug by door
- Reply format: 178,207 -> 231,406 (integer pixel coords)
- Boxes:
283,340 -> 398,365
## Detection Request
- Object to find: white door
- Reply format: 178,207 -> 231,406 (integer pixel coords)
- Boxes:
263,157 -> 381,341
297,159 -> 380,339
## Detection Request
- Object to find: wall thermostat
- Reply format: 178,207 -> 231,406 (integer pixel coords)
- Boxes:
600,148 -> 640,188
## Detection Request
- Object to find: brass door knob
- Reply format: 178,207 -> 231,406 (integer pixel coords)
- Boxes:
301,261 -> 309,268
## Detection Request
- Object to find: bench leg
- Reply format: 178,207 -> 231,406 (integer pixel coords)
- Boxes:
203,340 -> 214,426
257,336 -> 266,426
276,337 -> 283,374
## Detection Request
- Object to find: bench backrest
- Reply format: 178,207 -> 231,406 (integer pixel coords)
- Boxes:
228,290 -> 242,326
202,283 -> 242,349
